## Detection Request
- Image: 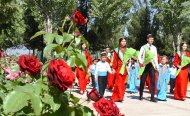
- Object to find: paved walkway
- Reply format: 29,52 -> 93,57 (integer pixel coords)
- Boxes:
73,85 -> 190,116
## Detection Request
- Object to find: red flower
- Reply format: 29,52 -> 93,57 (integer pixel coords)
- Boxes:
18,55 -> 41,76
87,88 -> 101,102
72,10 -> 87,26
47,59 -> 75,92
93,98 -> 124,116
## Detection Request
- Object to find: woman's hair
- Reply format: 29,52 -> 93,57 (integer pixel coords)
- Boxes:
180,42 -> 187,49
118,37 -> 127,47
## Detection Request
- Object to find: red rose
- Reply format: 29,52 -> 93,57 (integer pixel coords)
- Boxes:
72,10 -> 87,26
47,59 -> 75,92
93,98 -> 124,116
18,55 -> 41,76
87,88 -> 101,102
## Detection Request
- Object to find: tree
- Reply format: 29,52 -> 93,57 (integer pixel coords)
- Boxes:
0,0 -> 25,49
26,0 -> 78,33
180,1 -> 190,47
89,0 -> 132,50
127,0 -> 152,50
23,8 -> 43,53
151,0 -> 189,53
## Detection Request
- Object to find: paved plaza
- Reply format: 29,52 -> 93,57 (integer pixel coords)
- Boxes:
73,85 -> 190,116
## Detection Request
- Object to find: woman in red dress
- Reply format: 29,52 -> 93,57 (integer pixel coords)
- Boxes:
174,42 -> 190,101
111,38 -> 128,102
76,43 -> 92,94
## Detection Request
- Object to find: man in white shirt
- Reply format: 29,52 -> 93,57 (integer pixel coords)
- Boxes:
95,52 -> 112,97
138,34 -> 159,102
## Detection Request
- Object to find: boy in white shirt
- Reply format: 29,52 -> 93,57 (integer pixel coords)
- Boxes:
169,63 -> 177,94
95,52 -> 112,97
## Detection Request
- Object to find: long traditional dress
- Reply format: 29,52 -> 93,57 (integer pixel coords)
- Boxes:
111,48 -> 127,102
76,50 -> 92,92
157,64 -> 170,100
107,53 -> 115,90
128,63 -> 140,93
173,52 -> 190,100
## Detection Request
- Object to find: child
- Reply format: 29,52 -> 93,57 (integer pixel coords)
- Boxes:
88,59 -> 98,88
157,55 -> 170,101
169,63 -> 177,94
128,58 -> 140,93
95,52 -> 112,97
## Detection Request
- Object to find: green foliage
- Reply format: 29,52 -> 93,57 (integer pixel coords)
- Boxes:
151,0 -> 190,53
3,91 -> 30,114
0,73 -> 94,115
89,0 -> 133,49
127,0 -> 190,55
31,18 -> 89,69
0,0 -> 25,49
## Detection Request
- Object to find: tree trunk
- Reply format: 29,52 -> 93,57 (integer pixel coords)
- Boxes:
176,33 -> 182,52
172,40 -> 176,55
45,15 -> 53,33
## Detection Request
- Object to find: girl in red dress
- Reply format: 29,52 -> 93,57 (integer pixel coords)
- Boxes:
111,38 -> 128,102
76,43 -> 92,94
174,42 -> 190,101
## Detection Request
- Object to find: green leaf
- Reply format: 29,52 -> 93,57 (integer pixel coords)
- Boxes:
58,27 -> 64,33
75,37 -> 81,46
14,84 -> 33,93
42,94 -> 61,112
43,44 -> 57,58
30,31 -> 46,40
0,75 -> 4,78
67,55 -> 76,67
62,33 -> 74,44
0,92 -> 5,101
44,33 -> 55,44
42,62 -> 49,72
70,94 -> 80,103
67,107 -> 75,116
75,107 -> 84,116
0,84 -> 8,92
55,35 -> 63,44
3,91 -> 29,114
29,94 -> 42,115
76,54 -> 87,70
55,45 -> 64,54
82,106 -> 95,116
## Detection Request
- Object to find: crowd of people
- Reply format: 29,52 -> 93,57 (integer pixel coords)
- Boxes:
76,34 -> 190,103
0,34 -> 189,103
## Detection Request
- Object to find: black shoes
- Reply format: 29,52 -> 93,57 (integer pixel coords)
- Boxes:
139,96 -> 143,100
150,98 -> 157,102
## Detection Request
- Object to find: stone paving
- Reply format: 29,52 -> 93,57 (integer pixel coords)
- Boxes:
73,85 -> 190,116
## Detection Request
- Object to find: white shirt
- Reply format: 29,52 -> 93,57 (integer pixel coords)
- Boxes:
138,43 -> 159,69
170,66 -> 177,75
95,61 -> 112,79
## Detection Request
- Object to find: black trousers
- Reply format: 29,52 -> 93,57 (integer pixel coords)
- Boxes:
140,63 -> 155,99
98,76 -> 108,96
170,78 -> 176,93
91,74 -> 96,88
